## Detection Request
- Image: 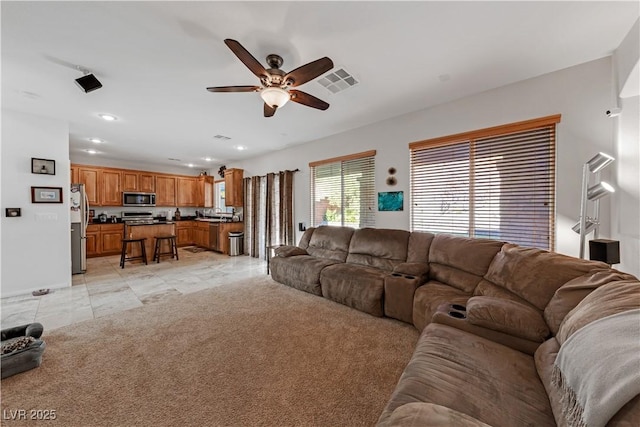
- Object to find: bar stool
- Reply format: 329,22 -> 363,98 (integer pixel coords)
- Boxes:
120,237 -> 147,268
153,234 -> 179,263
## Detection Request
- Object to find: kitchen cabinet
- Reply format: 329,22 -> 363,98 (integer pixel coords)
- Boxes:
101,170 -> 122,206
198,176 -> 214,208
123,171 -> 156,193
86,224 -> 100,257
194,222 -> 210,248
175,221 -> 195,247
79,167 -> 100,206
156,175 -> 177,206
139,173 -> 155,193
122,171 -> 138,192
217,222 -> 244,254
100,224 -> 124,254
86,223 -> 124,257
177,177 -> 198,207
71,166 -> 79,184
224,168 -> 244,207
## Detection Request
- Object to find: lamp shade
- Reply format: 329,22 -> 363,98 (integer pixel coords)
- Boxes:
260,87 -> 290,108
586,152 -> 615,173
587,181 -> 615,201
572,220 -> 597,234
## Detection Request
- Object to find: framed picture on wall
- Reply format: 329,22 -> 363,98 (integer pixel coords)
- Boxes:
31,186 -> 63,203
378,191 -> 404,211
31,158 -> 56,175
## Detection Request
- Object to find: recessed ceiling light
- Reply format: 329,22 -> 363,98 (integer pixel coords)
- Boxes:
89,138 -> 104,144
187,163 -> 195,168
234,145 -> 246,151
98,114 -> 117,121
85,149 -> 98,154
204,157 -> 214,162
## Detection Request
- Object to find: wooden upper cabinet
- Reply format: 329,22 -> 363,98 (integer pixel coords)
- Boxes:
138,173 -> 155,193
156,175 -> 177,206
177,177 -> 198,207
101,170 -> 122,206
71,166 -> 79,184
122,171 -> 138,192
78,167 -> 100,206
224,168 -> 244,207
198,176 -> 214,208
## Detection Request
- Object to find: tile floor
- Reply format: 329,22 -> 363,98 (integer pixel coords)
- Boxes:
1,247 -> 266,332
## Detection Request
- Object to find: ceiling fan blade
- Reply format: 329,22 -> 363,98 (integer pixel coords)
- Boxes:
224,39 -> 269,80
264,103 -> 277,118
289,90 -> 330,110
206,85 -> 261,93
284,57 -> 334,87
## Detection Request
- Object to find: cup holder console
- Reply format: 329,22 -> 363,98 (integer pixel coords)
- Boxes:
447,303 -> 467,319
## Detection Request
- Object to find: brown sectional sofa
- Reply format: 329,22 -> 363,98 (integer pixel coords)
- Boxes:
269,226 -> 640,426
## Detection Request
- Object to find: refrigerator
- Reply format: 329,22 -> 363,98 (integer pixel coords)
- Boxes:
70,183 -> 89,274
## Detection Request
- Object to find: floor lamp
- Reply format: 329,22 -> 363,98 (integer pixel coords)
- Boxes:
572,152 -> 615,258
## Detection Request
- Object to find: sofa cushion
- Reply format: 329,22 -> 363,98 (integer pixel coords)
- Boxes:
297,227 -> 315,249
557,280 -> 640,346
377,323 -> 555,427
270,255 -> 342,296
412,281 -> 471,331
428,235 -> 504,293
484,244 -> 608,310
466,296 -> 550,342
306,226 -> 355,261
382,402 -> 491,427
273,245 -> 308,257
544,269 -> 637,335
346,228 -> 410,271
405,231 -> 435,264
320,263 -> 387,316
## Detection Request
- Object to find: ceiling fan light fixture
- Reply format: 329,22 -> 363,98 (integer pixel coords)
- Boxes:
260,87 -> 290,108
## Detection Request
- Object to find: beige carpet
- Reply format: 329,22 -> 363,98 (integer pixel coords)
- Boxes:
1,276 -> 419,426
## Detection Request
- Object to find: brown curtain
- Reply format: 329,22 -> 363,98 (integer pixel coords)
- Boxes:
244,171 -> 296,259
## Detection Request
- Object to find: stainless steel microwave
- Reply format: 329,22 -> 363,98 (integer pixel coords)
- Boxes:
122,192 -> 156,207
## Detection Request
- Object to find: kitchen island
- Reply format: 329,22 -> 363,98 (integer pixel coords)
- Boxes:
124,222 -> 176,260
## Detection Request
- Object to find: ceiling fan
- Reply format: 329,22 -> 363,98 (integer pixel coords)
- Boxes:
207,39 -> 334,117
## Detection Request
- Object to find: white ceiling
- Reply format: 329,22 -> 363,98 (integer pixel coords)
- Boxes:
2,1 -> 638,172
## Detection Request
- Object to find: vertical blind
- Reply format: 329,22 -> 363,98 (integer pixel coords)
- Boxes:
310,151 -> 376,229
410,115 -> 559,250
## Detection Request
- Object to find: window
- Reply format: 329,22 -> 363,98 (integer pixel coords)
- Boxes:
410,115 -> 560,250
310,150 -> 376,228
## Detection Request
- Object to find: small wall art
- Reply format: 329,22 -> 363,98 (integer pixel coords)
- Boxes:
378,191 -> 404,211
31,186 -> 63,203
31,158 -> 56,175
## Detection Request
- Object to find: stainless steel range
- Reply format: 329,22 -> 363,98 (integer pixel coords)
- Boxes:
122,211 -> 155,225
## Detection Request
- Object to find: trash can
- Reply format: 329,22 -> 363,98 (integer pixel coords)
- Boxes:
229,232 -> 244,256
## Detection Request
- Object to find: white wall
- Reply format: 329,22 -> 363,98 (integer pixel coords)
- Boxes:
611,96 -> 640,277
232,57 -> 621,263
1,110 -> 71,297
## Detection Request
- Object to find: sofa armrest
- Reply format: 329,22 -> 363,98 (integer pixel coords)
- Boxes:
392,262 -> 429,279
466,296 -> 550,342
273,245 -> 308,257
383,402 -> 491,427
431,304 -> 541,355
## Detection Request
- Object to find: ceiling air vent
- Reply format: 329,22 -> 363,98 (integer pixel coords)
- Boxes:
317,68 -> 359,94
213,134 -> 231,140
